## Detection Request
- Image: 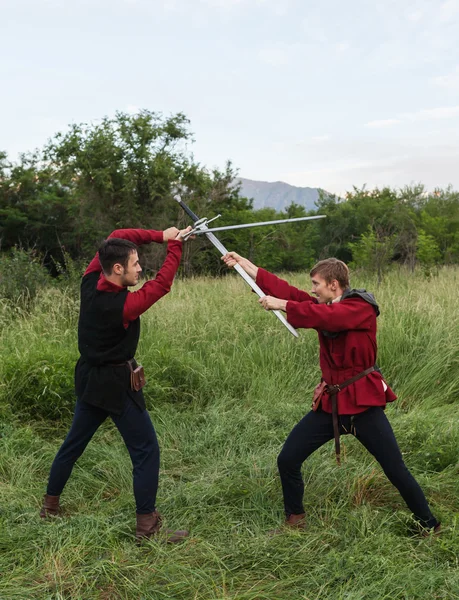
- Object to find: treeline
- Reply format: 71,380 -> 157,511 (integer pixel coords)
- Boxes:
1,110 -> 458,284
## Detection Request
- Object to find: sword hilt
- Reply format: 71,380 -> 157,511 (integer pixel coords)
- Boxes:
182,214 -> 221,240
173,194 -> 200,222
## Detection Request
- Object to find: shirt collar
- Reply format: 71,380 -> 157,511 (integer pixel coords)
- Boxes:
97,272 -> 126,292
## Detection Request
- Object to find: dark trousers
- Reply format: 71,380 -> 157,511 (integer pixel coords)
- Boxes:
277,407 -> 438,528
47,396 -> 160,514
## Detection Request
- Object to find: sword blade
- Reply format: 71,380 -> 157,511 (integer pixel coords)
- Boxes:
191,214 -> 326,235
174,196 -> 299,338
203,229 -> 299,337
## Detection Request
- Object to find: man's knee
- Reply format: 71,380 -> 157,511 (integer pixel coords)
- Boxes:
277,448 -> 301,473
382,460 -> 412,483
134,435 -> 160,467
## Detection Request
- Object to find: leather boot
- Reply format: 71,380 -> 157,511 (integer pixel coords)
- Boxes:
39,494 -> 60,518
420,522 -> 442,537
135,511 -> 189,544
268,512 -> 307,535
285,513 -> 307,528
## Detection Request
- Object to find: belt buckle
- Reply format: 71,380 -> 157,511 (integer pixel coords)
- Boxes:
327,384 -> 341,394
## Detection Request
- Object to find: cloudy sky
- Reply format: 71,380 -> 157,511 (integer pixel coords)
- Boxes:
1,0 -> 458,195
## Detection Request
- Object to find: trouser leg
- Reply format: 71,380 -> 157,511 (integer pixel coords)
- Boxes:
353,407 -> 438,527
277,410 -> 334,516
47,399 -> 108,496
112,398 -> 160,514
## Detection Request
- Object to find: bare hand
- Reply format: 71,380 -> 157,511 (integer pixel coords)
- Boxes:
175,226 -> 195,241
259,295 -> 287,312
221,251 -> 244,268
163,227 -> 180,242
221,252 -> 259,278
222,252 -> 258,279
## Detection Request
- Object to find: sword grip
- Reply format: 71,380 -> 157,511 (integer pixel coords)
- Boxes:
174,197 -> 200,222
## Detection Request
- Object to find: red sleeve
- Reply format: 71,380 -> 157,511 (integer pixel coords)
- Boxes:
256,268 -> 316,303
286,298 -> 374,331
84,229 -> 164,275
123,240 -> 182,324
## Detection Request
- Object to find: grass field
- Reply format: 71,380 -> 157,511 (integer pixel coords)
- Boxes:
0,267 -> 458,599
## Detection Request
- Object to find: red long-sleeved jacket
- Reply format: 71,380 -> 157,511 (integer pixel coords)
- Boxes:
256,268 -> 397,414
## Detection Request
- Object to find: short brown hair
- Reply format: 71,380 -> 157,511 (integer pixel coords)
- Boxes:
98,238 -> 138,274
310,258 -> 350,289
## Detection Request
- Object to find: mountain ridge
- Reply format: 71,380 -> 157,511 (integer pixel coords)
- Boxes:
235,177 -> 324,212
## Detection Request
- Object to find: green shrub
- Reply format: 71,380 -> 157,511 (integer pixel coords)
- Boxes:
0,248 -> 52,307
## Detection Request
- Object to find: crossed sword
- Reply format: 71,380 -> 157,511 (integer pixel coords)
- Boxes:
174,194 -> 326,338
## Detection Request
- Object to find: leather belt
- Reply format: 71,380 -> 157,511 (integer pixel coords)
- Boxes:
326,366 -> 376,465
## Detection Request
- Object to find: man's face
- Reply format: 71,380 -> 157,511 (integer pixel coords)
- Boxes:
119,251 -> 142,287
310,273 -> 339,304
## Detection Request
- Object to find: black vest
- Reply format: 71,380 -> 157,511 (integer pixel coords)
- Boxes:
75,271 -> 145,413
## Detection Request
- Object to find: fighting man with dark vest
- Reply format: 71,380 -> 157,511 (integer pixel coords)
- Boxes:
40,225 -> 192,542
222,253 -> 440,535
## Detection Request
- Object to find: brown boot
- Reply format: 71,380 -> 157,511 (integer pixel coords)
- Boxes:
420,522 -> 442,538
39,494 -> 60,518
268,512 -> 307,535
135,511 -> 189,544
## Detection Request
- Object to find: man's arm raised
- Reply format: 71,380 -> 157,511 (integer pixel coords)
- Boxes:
84,227 -> 180,276
122,226 -> 193,324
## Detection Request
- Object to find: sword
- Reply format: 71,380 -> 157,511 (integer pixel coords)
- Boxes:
174,195 -> 300,338
183,214 -> 326,239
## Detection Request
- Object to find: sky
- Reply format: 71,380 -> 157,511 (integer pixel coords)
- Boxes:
1,0 -> 459,195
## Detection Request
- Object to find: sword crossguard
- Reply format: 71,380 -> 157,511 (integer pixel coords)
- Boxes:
183,214 -> 221,240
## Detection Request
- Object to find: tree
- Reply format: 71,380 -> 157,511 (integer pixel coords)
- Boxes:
416,229 -> 441,275
0,112 -> 254,274
348,225 -> 396,285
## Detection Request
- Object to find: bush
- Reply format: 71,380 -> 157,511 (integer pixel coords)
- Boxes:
0,248 -> 52,308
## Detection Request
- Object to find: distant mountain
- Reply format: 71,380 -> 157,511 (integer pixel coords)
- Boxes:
236,177 -> 324,212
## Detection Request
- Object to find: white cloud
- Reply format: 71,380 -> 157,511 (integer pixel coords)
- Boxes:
161,0 -> 181,11
282,151 -> 459,196
365,119 -> 402,129
310,135 -> 331,142
404,105 -> 459,121
439,0 -> 459,22
301,17 -> 328,44
198,0 -> 269,8
431,66 -> 459,89
199,0 -> 244,7
257,41 -> 309,67
257,43 -> 291,66
336,41 -> 350,54
365,106 -> 459,128
406,8 -> 424,21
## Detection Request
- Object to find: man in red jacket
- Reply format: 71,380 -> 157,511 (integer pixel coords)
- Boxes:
40,225 -> 192,542
222,252 -> 440,534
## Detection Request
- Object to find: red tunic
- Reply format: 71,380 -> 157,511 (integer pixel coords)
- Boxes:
256,268 -> 397,415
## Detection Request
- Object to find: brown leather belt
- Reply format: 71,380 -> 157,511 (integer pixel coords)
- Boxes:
326,366 -> 376,465
105,359 -> 136,368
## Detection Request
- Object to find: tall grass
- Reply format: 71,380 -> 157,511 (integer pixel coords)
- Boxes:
0,267 -> 458,599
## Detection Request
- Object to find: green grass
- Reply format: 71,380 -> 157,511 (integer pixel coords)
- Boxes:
0,267 -> 458,599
